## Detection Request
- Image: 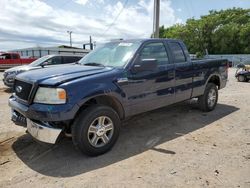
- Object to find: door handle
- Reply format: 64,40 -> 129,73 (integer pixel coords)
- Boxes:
117,78 -> 128,83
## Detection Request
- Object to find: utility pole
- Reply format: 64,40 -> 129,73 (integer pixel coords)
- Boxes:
83,36 -> 94,50
89,36 -> 93,50
67,31 -> 72,47
153,0 -> 160,38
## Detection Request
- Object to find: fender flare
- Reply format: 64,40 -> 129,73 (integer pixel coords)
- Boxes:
76,92 -> 125,119
205,73 -> 222,89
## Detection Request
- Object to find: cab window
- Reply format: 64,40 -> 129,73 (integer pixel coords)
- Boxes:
63,56 -> 82,64
2,54 -> 11,59
12,54 -> 19,59
46,56 -> 62,65
140,42 -> 169,66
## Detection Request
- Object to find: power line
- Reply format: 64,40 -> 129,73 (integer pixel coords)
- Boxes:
102,0 -> 129,36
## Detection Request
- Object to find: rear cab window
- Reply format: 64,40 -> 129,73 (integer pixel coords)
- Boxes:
63,56 -> 82,64
169,42 -> 186,63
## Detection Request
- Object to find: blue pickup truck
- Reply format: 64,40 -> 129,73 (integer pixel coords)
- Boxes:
9,39 -> 228,156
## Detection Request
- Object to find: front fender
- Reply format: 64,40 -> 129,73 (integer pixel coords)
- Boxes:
75,82 -> 124,106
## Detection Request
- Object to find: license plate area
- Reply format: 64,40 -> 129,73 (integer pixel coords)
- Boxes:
11,109 -> 27,127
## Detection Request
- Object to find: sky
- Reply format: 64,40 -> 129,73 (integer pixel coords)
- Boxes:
1,0 -> 250,50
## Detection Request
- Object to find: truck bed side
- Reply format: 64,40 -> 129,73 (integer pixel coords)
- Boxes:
191,58 -> 228,98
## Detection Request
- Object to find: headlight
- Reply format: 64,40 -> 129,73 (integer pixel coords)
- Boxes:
5,71 -> 15,76
34,87 -> 67,104
15,70 -> 25,74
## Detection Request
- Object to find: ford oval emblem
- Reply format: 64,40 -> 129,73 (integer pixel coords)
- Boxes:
16,86 -> 22,93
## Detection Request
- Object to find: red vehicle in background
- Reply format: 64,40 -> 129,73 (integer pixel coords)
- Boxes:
0,52 -> 36,69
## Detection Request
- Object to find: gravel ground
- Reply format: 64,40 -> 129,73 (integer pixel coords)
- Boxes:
0,69 -> 249,188
0,72 -> 5,88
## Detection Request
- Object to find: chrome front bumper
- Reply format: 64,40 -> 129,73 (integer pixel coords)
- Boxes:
27,119 -> 62,144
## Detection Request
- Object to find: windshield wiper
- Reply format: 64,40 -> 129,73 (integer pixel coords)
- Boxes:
84,62 -> 105,67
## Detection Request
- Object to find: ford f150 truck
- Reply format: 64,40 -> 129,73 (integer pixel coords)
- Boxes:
0,52 -> 36,69
9,39 -> 228,156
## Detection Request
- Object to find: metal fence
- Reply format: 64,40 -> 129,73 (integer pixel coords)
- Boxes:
205,54 -> 250,66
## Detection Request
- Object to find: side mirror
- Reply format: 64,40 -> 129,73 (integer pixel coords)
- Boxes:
41,61 -> 49,67
131,59 -> 158,73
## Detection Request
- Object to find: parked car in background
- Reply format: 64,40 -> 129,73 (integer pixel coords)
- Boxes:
235,63 -> 250,82
3,54 -> 83,87
9,39 -> 228,156
0,52 -> 36,69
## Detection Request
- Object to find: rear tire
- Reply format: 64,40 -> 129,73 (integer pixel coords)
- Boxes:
198,83 -> 218,112
237,75 -> 246,82
71,105 -> 121,156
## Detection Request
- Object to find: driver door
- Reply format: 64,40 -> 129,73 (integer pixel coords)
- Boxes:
121,42 -> 175,116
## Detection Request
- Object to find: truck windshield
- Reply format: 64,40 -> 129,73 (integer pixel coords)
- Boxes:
79,41 -> 141,67
29,55 -> 51,67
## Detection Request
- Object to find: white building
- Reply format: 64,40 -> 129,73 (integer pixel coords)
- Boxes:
11,45 -> 90,58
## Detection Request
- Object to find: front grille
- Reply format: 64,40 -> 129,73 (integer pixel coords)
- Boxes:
14,79 -> 33,101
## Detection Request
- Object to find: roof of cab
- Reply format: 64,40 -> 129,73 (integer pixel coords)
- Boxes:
109,38 -> 182,43
45,54 -> 84,58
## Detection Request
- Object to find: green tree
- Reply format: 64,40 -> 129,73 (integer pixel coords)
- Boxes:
159,8 -> 250,54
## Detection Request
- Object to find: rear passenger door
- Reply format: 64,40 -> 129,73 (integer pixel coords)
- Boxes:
168,41 -> 193,102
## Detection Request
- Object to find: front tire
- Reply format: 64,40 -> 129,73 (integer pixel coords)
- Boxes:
198,83 -> 218,112
72,105 -> 121,156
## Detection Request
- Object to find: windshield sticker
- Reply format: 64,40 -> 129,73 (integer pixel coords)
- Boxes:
118,43 -> 133,47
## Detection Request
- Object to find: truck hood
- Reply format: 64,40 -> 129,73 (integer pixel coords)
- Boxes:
16,64 -> 114,86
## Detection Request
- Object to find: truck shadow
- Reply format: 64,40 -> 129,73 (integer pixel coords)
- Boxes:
12,101 -> 239,177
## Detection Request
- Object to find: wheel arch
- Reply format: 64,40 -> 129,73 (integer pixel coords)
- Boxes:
75,94 -> 125,120
206,74 -> 221,89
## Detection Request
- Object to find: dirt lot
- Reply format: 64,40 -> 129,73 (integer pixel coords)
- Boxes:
0,69 -> 249,188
